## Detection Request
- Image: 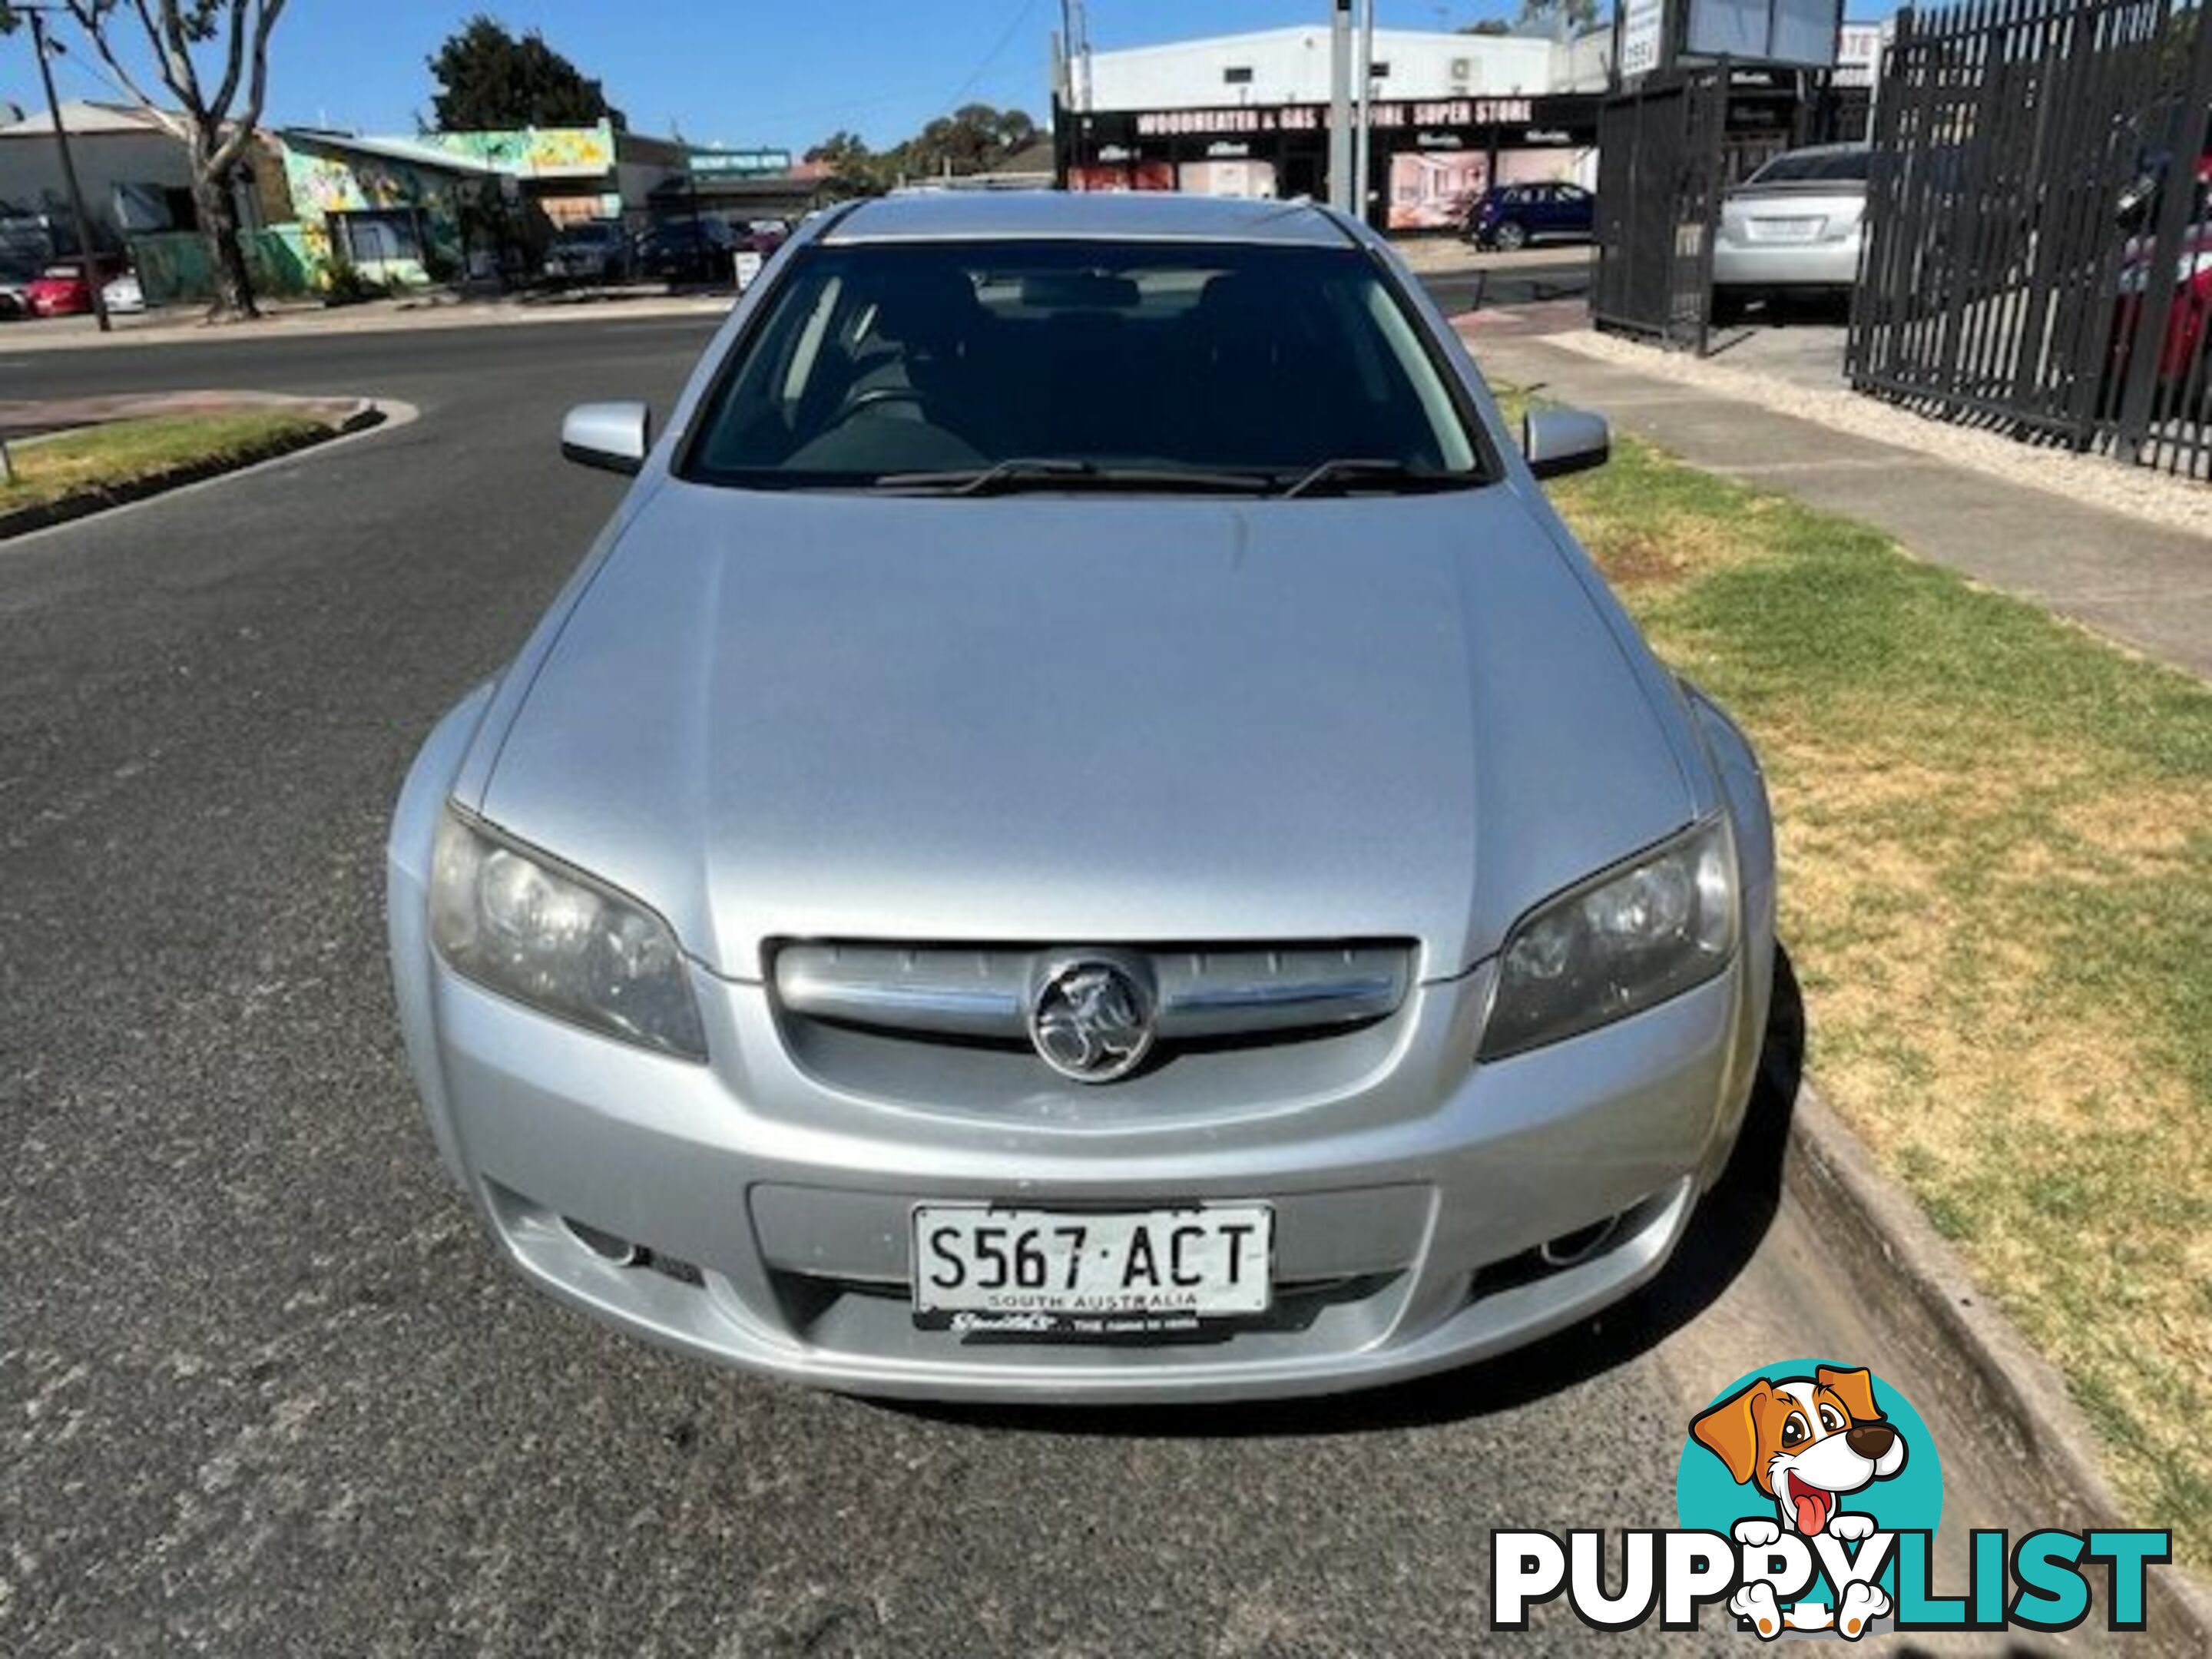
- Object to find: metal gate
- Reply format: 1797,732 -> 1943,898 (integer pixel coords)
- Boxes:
1593,66 -> 1732,352
1849,0 -> 2212,478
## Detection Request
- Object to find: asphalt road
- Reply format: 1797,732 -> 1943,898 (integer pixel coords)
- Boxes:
0,313 -> 2018,1655
1417,255 -> 1591,320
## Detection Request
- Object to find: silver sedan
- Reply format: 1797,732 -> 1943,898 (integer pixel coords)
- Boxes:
387,193 -> 1776,1402
1713,144 -> 1871,303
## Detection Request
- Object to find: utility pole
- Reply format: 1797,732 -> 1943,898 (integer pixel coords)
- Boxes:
1058,0 -> 1091,114
1352,0 -> 1376,227
1328,0 -> 1353,214
24,8 -> 111,333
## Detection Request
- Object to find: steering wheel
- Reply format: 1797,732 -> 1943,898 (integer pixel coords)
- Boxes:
842,386 -> 928,416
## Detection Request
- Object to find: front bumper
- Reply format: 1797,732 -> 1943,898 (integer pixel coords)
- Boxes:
391,899 -> 1766,1404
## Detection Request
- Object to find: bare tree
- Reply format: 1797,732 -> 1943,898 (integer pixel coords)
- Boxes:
38,2 -> 290,320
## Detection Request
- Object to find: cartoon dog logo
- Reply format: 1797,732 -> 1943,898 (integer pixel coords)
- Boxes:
1691,1365 -> 1909,1638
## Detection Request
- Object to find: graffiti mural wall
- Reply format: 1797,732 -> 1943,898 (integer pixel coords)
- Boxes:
278,137 -> 474,286
416,123 -> 617,178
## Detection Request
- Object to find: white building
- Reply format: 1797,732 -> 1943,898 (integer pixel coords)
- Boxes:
0,100 -> 270,253
1073,25 -> 1588,111
1059,26 -> 1608,230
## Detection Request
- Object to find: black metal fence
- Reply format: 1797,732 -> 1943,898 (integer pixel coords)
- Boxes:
1593,67 -> 1733,351
1849,0 -> 2212,478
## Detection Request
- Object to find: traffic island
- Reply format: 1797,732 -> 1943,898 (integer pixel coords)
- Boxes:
0,395 -> 385,539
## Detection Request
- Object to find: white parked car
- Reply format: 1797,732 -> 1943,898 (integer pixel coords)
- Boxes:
101,270 -> 146,314
1712,144 -> 1871,316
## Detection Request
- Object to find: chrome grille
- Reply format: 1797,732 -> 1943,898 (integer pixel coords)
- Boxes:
773,942 -> 1410,1044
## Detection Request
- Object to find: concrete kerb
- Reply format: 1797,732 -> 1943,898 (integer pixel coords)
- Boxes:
1783,1080 -> 2212,1652
0,397 -> 416,545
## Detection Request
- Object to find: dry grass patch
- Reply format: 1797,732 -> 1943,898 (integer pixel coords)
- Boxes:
0,412 -> 328,521
1528,410 -> 2212,1562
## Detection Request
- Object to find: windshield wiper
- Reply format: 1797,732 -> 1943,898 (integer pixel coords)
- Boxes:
875,459 -> 1273,497
1274,457 -> 1470,498
878,458 -> 1092,495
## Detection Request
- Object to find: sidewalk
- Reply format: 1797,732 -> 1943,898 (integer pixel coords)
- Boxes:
1469,326 -> 2212,680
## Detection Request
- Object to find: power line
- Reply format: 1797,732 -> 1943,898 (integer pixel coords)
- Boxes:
944,0 -> 1041,109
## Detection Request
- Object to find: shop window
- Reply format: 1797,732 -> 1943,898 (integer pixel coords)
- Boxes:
332,210 -> 425,266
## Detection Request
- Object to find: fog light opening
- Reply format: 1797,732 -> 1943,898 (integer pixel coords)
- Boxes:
1538,1214 -> 1622,1270
563,1217 -> 647,1267
648,1251 -> 704,1287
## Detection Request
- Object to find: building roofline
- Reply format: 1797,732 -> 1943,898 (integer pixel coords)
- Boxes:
276,128 -> 506,177
1086,24 -> 1561,60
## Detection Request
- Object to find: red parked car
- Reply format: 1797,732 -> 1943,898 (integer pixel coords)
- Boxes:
25,255 -> 127,318
2112,225 -> 2211,387
2106,154 -> 2212,406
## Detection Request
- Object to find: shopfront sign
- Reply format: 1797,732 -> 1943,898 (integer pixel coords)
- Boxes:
1133,99 -> 1535,139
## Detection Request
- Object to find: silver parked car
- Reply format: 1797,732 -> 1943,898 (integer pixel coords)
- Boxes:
1713,143 -> 1871,313
388,193 -> 1776,1402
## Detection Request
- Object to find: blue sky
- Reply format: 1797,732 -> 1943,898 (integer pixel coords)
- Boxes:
5,2 -> 1891,154
1,2 -> 1552,153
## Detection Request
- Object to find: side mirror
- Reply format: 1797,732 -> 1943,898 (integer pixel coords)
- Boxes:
2114,171 -> 2159,233
561,401 -> 651,475
1522,408 -> 1610,481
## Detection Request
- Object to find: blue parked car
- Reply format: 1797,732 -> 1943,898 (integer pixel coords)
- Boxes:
1463,181 -> 1596,251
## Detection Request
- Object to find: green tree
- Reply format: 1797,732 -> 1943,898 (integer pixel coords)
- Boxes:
806,104 -> 1040,191
1459,18 -> 1515,34
426,15 -> 624,131
804,130 -> 873,170
0,1 -> 290,322
892,103 -> 1038,180
803,129 -> 886,200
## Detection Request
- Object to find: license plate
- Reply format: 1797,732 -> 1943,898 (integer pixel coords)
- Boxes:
1748,216 -> 1823,243
911,1204 -> 1273,1336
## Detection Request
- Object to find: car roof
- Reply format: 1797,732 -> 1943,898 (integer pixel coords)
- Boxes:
823,191 -> 1353,247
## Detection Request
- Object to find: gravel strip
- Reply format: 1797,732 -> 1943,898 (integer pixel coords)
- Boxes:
1548,328 -> 2212,538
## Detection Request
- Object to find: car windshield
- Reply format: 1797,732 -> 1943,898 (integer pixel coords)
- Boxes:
1749,150 -> 1870,186
681,239 -> 1485,492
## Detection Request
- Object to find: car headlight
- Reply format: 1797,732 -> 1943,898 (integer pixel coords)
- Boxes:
1478,818 -> 1737,1061
429,806 -> 707,1061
